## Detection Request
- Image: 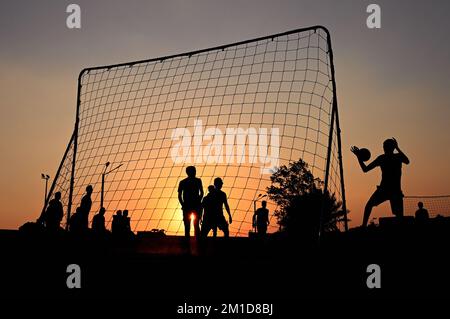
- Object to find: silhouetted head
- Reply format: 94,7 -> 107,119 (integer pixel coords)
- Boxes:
418,202 -> 424,209
99,207 -> 106,215
116,210 -> 122,216
186,166 -> 196,178
76,207 -> 81,214
123,210 -> 129,217
54,192 -> 61,200
383,139 -> 396,154
208,185 -> 215,193
261,200 -> 267,208
86,185 -> 93,194
214,177 -> 223,190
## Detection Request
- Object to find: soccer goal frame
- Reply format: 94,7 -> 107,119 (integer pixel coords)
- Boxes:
41,25 -> 348,235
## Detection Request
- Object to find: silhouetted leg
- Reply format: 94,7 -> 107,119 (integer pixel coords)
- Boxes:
183,211 -> 190,238
390,194 -> 404,219
362,204 -> 373,227
212,227 -> 217,238
363,188 -> 386,227
194,216 -> 200,238
223,225 -> 229,238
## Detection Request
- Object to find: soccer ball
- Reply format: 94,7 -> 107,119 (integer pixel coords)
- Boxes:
358,148 -> 371,162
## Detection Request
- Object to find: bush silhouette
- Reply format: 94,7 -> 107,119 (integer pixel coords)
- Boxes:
267,159 -> 344,240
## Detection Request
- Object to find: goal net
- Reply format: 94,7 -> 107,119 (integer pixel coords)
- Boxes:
404,195 -> 450,218
44,26 -> 346,236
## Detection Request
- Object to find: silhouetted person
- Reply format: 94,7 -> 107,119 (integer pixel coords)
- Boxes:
178,166 -> 203,238
112,210 -> 123,235
211,177 -> 232,237
351,138 -> 410,227
44,191 -> 64,231
122,209 -> 135,239
69,207 -> 83,233
201,185 -> 219,237
92,207 -> 107,234
79,185 -> 93,230
123,210 -> 131,233
253,200 -> 269,236
415,202 -> 429,223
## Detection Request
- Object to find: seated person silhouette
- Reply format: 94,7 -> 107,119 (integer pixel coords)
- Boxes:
415,202 -> 429,223
351,138 -> 410,227
210,177 -> 232,238
201,185 -> 219,237
44,191 -> 64,231
79,185 -> 93,230
253,200 -> 269,236
178,166 -> 203,238
92,207 -> 107,234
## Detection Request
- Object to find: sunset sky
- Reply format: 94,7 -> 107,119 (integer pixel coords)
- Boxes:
1,0 -> 449,230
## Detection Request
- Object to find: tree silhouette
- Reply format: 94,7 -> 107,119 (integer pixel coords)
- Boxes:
267,159 -> 344,239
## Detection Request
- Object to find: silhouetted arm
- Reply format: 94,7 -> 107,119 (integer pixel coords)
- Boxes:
392,137 -> 410,164
199,179 -> 204,200
177,182 -> 183,207
224,194 -> 232,224
351,146 -> 379,173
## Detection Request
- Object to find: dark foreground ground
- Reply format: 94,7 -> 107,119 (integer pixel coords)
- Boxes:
1,219 -> 450,313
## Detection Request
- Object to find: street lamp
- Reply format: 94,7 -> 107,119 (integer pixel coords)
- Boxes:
41,173 -> 50,206
252,193 -> 267,232
101,162 -> 123,209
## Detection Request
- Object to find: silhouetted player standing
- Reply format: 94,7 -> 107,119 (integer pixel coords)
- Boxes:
201,185 -> 219,237
79,185 -> 93,230
211,177 -> 232,237
351,138 -> 410,227
178,166 -> 203,238
253,200 -> 269,236
92,207 -> 107,234
44,191 -> 64,231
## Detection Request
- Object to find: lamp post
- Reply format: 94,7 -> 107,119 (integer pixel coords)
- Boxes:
41,173 -> 50,206
101,162 -> 123,209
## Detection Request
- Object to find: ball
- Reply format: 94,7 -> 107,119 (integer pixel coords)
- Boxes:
358,148 -> 371,162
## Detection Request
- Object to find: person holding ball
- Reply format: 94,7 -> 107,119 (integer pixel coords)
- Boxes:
351,138 -> 410,227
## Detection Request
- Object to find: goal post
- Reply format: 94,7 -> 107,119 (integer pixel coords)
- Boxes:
44,25 -> 347,236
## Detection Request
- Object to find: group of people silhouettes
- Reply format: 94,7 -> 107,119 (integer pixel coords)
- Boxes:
178,166 -> 234,238
177,165 -> 269,238
39,164 -> 272,238
40,184 -> 133,238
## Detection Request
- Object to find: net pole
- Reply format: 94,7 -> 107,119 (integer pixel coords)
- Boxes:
325,29 -> 348,232
66,72 -> 83,230
319,28 -> 337,239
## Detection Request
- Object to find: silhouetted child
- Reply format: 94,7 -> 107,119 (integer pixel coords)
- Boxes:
351,138 -> 410,227
92,207 -> 107,234
253,200 -> 269,236
211,177 -> 232,237
178,166 -> 204,238
79,185 -> 93,230
44,191 -> 64,231
201,185 -> 219,237
415,202 -> 429,223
